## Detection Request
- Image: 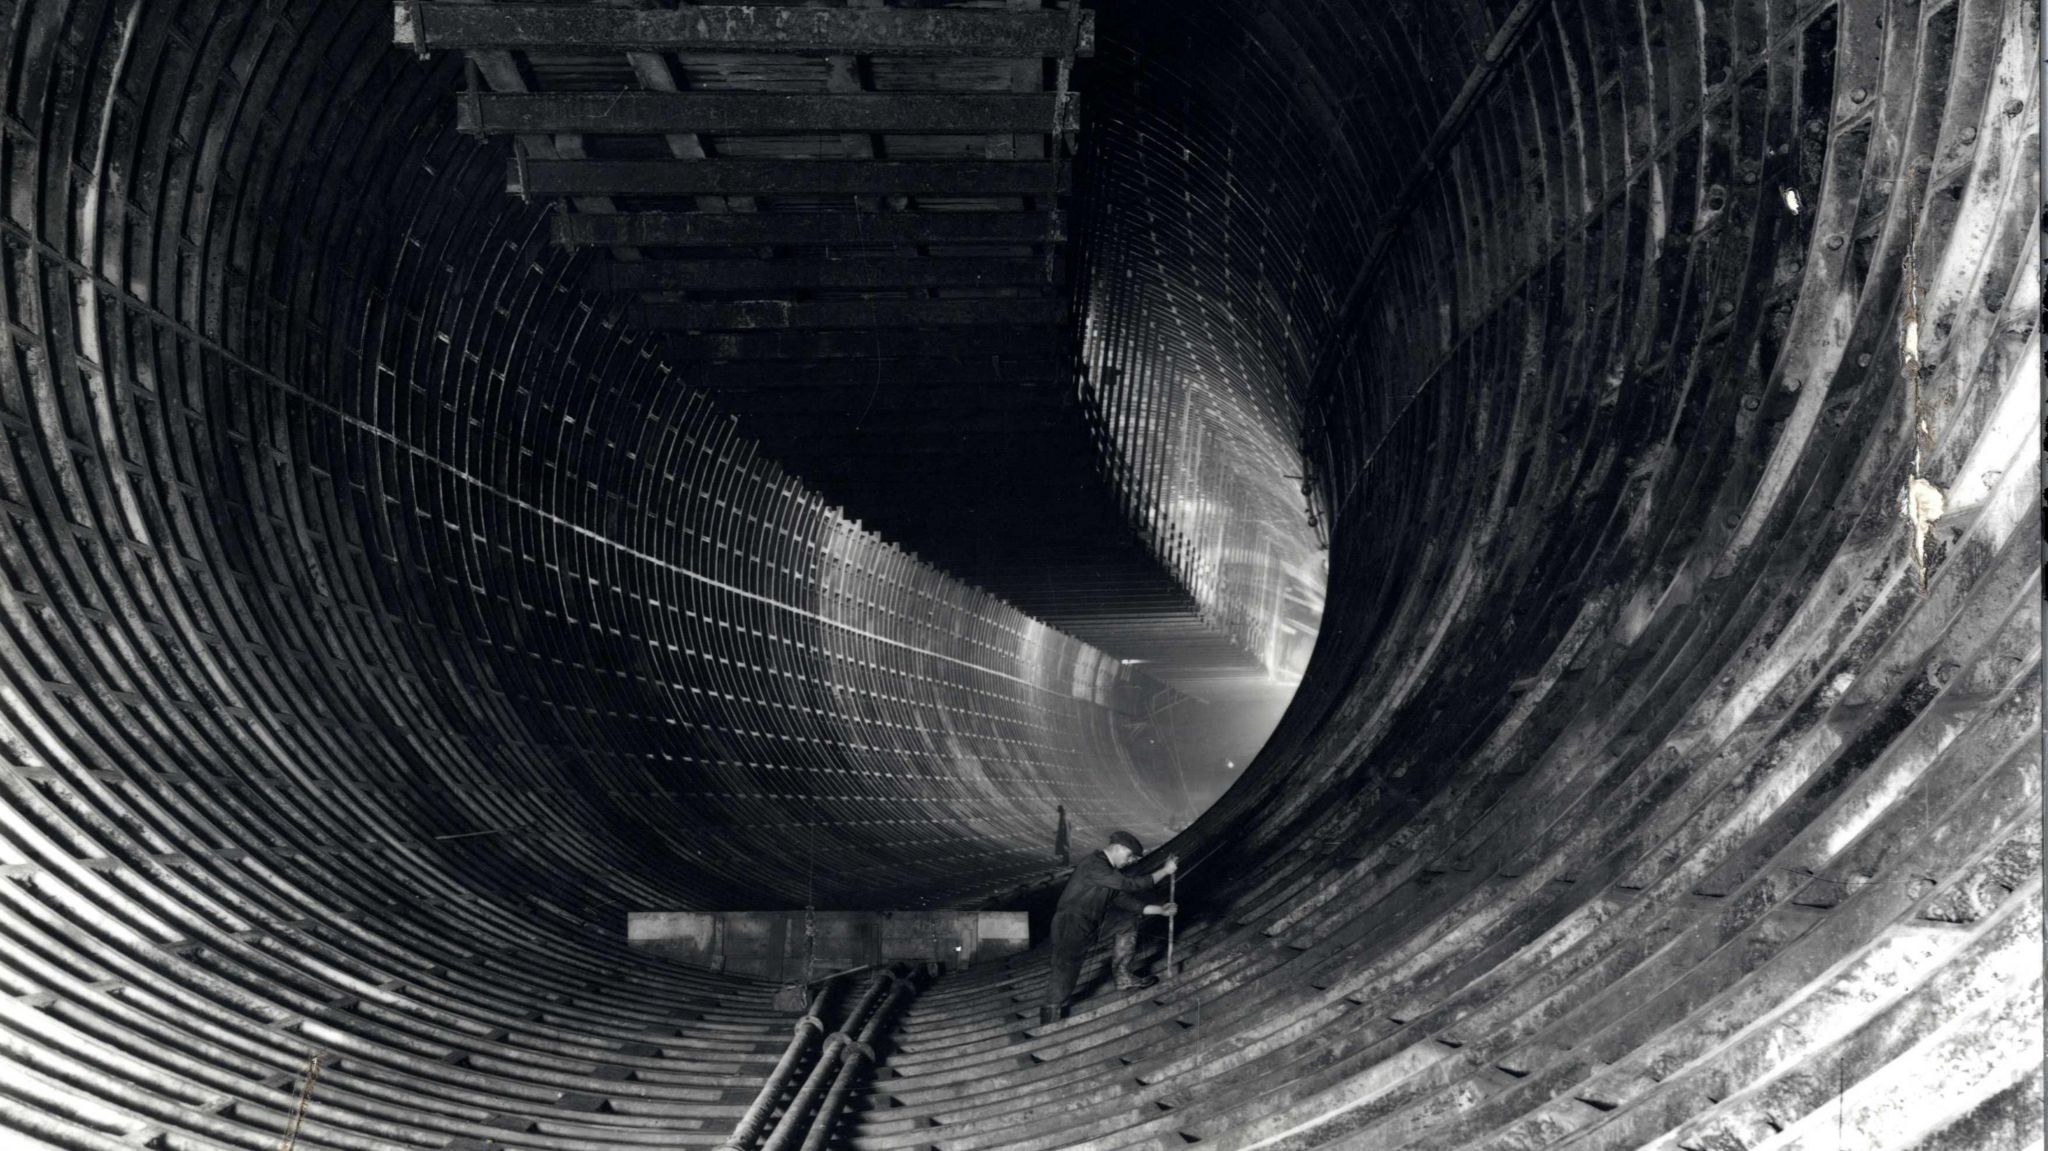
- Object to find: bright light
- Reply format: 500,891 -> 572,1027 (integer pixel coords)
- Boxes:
1780,186 -> 1802,214
1225,760 -> 1236,770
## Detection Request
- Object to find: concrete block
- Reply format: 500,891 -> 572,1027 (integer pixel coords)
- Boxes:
624,912 -> 719,965
976,911 -> 1032,963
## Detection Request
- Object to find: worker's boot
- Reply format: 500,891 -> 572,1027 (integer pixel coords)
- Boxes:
1038,1004 -> 1065,1026
1112,930 -> 1156,991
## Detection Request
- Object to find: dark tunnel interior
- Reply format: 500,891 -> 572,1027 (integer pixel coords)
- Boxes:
0,0 -> 2038,1148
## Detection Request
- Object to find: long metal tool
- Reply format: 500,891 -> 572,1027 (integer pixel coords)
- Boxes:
1166,869 -> 1178,987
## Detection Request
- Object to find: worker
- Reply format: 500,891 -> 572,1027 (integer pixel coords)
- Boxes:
1040,830 -> 1177,1024
1054,804 -> 1071,864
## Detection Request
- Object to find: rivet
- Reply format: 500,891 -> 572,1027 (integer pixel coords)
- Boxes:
1825,235 -> 1845,250
1715,300 -> 1735,316
1783,376 -> 1804,392
1723,514 -> 1741,530
2006,99 -> 2026,118
1741,394 -> 1760,411
1958,127 -> 1977,143
1857,352 -> 1873,368
1850,87 -> 1869,104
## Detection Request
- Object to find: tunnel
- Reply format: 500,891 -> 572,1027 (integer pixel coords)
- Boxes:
0,0 -> 2038,1148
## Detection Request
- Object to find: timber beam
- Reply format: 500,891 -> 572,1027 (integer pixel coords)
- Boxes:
457,92 -> 1077,136
396,4 -> 1095,57
737,411 -> 1073,438
714,388 -> 1068,417
660,327 -> 1064,361
512,159 -> 1069,199
754,434 -> 1074,458
589,257 -> 1059,293
675,356 -> 1063,389
553,211 -> 1063,248
627,297 -> 1067,332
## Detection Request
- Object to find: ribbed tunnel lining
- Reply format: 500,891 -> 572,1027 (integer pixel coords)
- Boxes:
0,0 -> 2038,1147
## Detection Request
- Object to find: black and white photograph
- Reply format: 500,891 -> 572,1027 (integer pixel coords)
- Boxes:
0,0 -> 2037,1148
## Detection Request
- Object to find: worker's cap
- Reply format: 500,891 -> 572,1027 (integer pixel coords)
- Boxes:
1107,830 -> 1144,855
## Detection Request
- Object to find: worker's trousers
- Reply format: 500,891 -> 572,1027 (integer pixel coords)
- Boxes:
1044,909 -> 1139,1008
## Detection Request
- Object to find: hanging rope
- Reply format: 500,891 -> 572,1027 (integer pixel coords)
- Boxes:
774,854 -> 822,1011
803,855 -> 818,986
274,1052 -> 323,1151
1150,689 -> 1196,822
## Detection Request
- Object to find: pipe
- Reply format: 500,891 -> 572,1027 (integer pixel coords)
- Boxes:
718,1012 -> 828,1151
797,973 -> 919,1151
757,969 -> 900,1151
716,973 -> 862,1151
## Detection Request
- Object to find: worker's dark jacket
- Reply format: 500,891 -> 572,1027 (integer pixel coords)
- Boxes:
1053,851 -> 1151,935
1044,851 -> 1151,1007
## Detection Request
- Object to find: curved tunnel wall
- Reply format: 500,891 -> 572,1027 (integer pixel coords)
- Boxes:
0,0 -> 2039,1149
1162,0 -> 2040,882
1052,0 -> 2040,1143
0,0 -> 1186,977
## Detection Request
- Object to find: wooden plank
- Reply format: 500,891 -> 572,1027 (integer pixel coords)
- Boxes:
825,10 -> 880,212
514,159 -> 1069,198
463,50 -> 630,226
553,211 -> 1061,247
659,327 -> 1062,360
457,92 -> 1076,135
675,356 -> 1064,389
619,16 -> 748,214
750,432 -> 1073,458
590,256 -> 1057,292
714,388 -> 1068,416
397,4 -> 1095,57
738,411 -> 1071,437
629,297 -> 1066,331
1001,0 -> 1048,187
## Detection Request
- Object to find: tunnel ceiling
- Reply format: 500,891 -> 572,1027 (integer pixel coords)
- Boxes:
0,0 -> 2039,1148
397,0 -> 1312,698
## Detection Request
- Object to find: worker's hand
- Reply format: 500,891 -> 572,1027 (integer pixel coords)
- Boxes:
1153,902 -> 1179,918
1153,855 -> 1179,882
